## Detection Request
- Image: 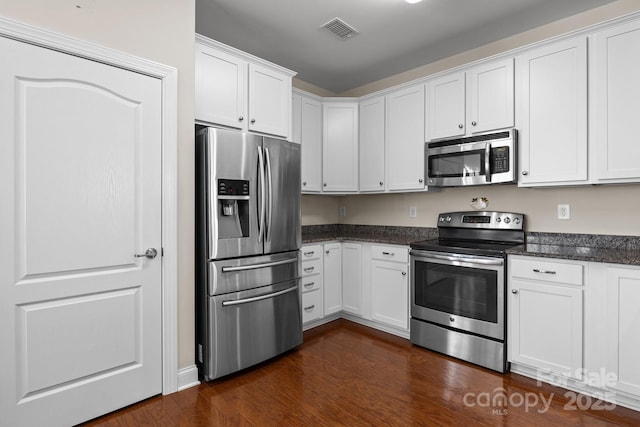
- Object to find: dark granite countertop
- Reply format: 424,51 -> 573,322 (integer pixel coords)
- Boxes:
506,232 -> 640,266
303,226 -> 640,266
302,224 -> 437,246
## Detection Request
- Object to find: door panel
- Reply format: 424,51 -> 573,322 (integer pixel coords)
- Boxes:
0,36 -> 162,426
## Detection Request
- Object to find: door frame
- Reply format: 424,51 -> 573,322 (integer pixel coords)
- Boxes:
0,17 -> 180,394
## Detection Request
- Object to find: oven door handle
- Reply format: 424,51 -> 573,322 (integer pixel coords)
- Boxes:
413,251 -> 504,266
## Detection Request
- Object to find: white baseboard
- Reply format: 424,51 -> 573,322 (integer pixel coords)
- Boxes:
177,365 -> 200,392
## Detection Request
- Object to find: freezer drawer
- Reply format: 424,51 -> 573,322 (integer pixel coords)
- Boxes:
202,280 -> 303,381
208,251 -> 300,295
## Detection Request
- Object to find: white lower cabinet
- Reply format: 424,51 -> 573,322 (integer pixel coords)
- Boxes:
342,243 -> 363,316
509,256 -> 640,410
604,266 -> 640,396
323,242 -> 343,315
508,256 -> 584,380
301,244 -> 324,324
302,240 -> 409,335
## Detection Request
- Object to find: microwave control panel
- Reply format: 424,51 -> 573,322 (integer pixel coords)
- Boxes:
491,147 -> 510,173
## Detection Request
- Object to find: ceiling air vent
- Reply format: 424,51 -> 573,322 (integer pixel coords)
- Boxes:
321,18 -> 359,40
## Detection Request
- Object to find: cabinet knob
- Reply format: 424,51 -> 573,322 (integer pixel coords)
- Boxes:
522,171 -> 528,176
303,182 -> 307,186
512,289 -> 518,294
379,181 -> 383,186
238,116 -> 244,122
401,271 -> 407,276
458,124 -> 463,129
471,121 -> 477,126
323,183 -> 327,187
449,316 -> 455,322
251,118 -> 256,124
325,250 -> 330,254
418,178 -> 423,183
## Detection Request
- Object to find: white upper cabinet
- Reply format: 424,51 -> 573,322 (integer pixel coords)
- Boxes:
516,37 -> 588,186
427,58 -> 514,140
292,91 -> 323,192
386,84 -> 426,191
359,96 -> 386,192
322,100 -> 359,192
195,35 -> 295,139
591,19 -> 640,183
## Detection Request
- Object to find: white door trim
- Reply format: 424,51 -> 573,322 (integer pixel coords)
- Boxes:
0,16 -> 179,395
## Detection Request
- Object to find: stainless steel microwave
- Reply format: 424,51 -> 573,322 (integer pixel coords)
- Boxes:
425,129 -> 517,187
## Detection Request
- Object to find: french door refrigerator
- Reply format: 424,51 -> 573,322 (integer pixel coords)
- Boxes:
195,126 -> 302,381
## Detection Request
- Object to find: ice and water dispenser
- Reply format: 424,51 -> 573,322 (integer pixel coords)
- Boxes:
216,179 -> 250,239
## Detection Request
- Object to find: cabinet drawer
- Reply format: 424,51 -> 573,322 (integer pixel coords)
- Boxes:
510,257 -> 583,286
301,274 -> 322,293
302,259 -> 322,277
371,245 -> 408,263
302,289 -> 323,323
301,245 -> 322,260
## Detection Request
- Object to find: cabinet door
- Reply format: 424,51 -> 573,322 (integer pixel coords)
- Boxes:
516,38 -> 587,186
359,96 -> 386,192
509,279 -> 583,379
299,96 -> 323,192
195,42 -> 246,129
467,58 -> 514,134
291,93 -> 301,144
322,102 -> 358,192
592,20 -> 640,182
248,63 -> 291,138
323,243 -> 342,315
386,85 -> 425,191
605,266 -> 640,395
371,260 -> 408,330
426,71 -> 465,140
342,243 -> 363,316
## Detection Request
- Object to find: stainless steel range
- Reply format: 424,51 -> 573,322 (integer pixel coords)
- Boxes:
409,211 -> 525,372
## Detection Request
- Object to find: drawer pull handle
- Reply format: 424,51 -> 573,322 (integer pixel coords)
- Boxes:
304,305 -> 315,311
533,269 -> 556,274
304,267 -> 314,273
382,251 -> 395,256
303,251 -> 315,256
304,282 -> 315,288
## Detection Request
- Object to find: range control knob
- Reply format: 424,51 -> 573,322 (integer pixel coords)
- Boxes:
496,217 -> 502,222
514,217 -> 521,224
445,216 -> 452,222
439,216 -> 445,222
504,217 -> 511,224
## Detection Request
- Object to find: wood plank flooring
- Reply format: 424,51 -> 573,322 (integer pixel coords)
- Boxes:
82,319 -> 640,426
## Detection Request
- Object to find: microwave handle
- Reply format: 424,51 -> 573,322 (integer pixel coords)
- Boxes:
485,143 -> 492,182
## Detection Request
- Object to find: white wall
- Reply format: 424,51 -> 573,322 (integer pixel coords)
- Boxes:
0,0 -> 197,369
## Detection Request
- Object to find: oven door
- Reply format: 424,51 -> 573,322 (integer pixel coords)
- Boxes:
410,250 -> 505,340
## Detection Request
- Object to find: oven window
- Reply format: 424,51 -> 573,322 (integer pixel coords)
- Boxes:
414,261 -> 498,323
429,150 -> 485,178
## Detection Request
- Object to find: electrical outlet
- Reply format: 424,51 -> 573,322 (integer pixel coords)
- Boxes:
339,206 -> 346,217
557,204 -> 571,220
409,206 -> 417,218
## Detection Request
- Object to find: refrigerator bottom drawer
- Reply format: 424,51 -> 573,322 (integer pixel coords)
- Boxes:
203,280 -> 302,381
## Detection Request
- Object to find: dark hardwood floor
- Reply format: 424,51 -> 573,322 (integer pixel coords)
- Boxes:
83,319 -> 640,426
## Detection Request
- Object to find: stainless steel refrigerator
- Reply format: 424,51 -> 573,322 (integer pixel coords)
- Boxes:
195,127 -> 302,381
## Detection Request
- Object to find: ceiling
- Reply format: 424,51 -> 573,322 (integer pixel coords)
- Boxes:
195,0 -> 617,93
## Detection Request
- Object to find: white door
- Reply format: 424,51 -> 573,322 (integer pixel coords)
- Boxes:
359,96 -> 386,192
426,71 -> 465,140
248,63 -> 291,138
0,36 -> 162,426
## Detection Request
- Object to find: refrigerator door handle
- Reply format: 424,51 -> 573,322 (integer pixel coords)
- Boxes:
257,146 -> 266,243
265,147 -> 273,242
220,257 -> 297,273
221,284 -> 298,307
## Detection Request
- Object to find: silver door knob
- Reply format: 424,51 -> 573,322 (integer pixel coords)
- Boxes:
303,182 -> 307,186
512,289 -> 518,294
418,178 -> 423,183
471,121 -> 477,126
379,181 -> 383,186
135,248 -> 158,259
522,171 -> 528,176
251,118 -> 256,124
238,116 -> 244,122
458,124 -> 463,129
401,271 -> 407,276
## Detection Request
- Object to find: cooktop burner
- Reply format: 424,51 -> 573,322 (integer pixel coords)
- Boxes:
410,211 -> 525,257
